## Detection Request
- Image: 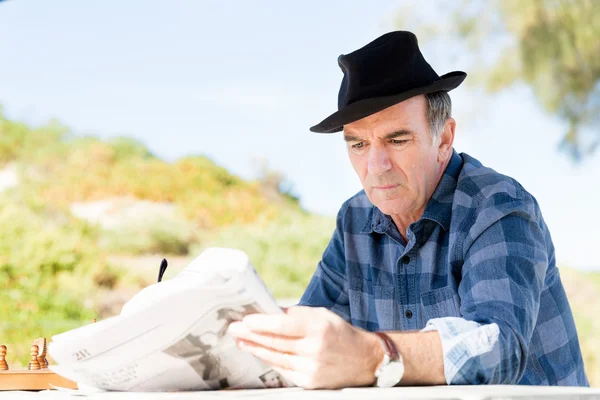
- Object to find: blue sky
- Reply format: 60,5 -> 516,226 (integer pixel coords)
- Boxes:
1,0 -> 599,270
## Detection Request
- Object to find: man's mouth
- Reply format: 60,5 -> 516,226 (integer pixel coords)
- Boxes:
373,184 -> 399,190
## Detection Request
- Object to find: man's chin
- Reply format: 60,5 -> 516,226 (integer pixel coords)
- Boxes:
370,196 -> 411,215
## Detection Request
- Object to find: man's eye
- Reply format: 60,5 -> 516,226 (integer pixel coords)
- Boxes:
349,142 -> 368,155
390,139 -> 408,145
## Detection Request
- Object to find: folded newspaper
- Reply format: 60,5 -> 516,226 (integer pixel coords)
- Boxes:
48,248 -> 294,391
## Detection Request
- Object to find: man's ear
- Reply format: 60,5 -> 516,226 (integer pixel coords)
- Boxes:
437,117 -> 456,162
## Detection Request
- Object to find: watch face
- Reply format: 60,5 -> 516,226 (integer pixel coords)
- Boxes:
376,360 -> 405,388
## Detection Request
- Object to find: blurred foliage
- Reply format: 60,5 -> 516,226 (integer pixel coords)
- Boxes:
0,192 -> 120,366
193,211 -> 334,299
0,110 -> 297,230
397,0 -> 600,160
560,268 -> 600,386
252,157 -> 300,204
0,109 -> 69,165
101,213 -> 197,256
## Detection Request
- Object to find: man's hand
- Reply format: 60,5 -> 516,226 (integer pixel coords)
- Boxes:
227,306 -> 384,389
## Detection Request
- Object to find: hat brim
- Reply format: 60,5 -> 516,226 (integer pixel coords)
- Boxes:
310,71 -> 467,133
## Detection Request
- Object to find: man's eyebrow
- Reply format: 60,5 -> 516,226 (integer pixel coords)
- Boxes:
343,134 -> 364,142
343,129 -> 414,142
383,129 -> 413,140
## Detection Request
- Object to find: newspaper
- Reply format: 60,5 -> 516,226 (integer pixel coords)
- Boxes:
48,248 -> 294,391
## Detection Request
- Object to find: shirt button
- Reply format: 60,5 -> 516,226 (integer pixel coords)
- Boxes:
401,255 -> 410,265
405,310 -> 413,319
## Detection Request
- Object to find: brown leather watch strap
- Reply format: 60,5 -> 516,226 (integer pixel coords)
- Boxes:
374,332 -> 400,361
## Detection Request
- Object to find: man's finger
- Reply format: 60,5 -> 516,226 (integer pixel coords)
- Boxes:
228,322 -> 302,354
237,339 -> 311,373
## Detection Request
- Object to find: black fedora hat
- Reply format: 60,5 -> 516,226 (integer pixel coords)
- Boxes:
310,31 -> 466,133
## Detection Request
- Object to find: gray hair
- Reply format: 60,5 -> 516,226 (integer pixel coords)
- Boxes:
424,91 -> 452,143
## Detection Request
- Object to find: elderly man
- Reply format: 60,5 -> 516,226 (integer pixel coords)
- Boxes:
228,31 -> 588,388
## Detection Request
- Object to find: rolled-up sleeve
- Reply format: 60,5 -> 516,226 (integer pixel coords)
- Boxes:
299,204 -> 350,322
423,194 -> 548,384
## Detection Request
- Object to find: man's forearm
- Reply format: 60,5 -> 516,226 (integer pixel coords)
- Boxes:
366,330 -> 445,386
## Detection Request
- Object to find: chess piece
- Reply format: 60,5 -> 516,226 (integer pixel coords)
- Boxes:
28,345 -> 41,370
0,344 -> 8,370
33,339 -> 41,366
35,338 -> 48,369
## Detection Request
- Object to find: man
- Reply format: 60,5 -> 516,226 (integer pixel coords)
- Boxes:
228,31 -> 588,388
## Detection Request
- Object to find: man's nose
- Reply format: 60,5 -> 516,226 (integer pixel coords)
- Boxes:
367,145 -> 392,176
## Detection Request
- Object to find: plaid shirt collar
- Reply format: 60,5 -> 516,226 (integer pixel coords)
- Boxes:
361,149 -> 463,235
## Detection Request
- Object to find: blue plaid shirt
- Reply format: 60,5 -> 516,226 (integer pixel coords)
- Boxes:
300,150 -> 588,386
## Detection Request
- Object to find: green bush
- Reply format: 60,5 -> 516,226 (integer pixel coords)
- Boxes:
0,194 -> 121,366
100,213 -> 197,256
192,212 -> 335,298
560,268 -> 600,387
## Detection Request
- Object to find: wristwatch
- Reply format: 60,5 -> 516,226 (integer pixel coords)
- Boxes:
373,332 -> 404,387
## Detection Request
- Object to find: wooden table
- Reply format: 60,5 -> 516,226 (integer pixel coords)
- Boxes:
0,369 -> 77,391
0,385 -> 599,399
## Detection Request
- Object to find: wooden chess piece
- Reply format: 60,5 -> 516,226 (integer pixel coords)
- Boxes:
42,342 -> 49,369
28,345 -> 41,370
35,338 -> 49,369
0,344 -> 8,370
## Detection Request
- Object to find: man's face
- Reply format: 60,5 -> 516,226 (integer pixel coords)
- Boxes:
344,95 -> 451,217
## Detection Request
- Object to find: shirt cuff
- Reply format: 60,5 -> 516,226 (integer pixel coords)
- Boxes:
422,317 -> 500,384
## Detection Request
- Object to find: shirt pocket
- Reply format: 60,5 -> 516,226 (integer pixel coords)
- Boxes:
420,286 -> 461,322
349,278 -> 395,331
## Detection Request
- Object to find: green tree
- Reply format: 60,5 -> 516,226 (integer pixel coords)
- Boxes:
397,0 -> 600,160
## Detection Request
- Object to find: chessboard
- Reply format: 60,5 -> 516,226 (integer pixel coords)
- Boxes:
0,338 -> 78,391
